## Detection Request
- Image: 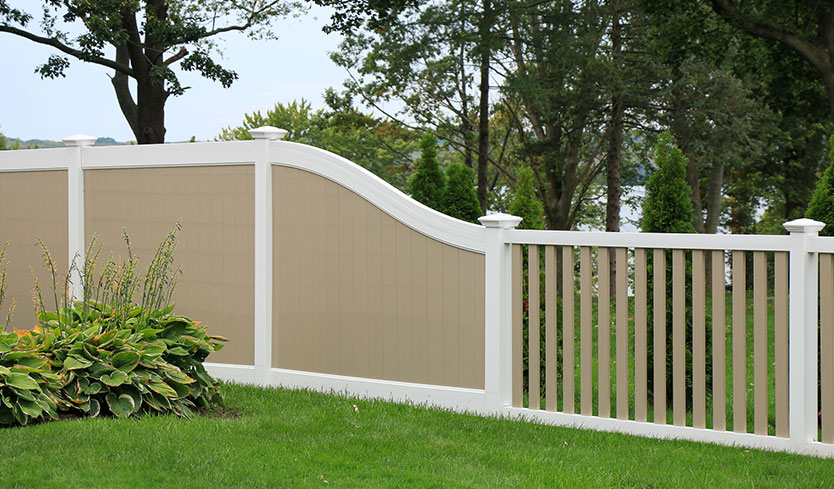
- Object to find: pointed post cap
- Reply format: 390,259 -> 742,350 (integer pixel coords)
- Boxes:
479,213 -> 523,229
62,134 -> 97,147
783,218 -> 826,235
249,126 -> 288,140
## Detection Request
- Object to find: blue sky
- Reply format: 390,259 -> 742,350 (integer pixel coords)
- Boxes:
0,5 -> 346,142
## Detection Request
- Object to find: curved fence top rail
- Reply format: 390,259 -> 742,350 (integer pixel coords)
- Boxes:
271,140 -> 486,253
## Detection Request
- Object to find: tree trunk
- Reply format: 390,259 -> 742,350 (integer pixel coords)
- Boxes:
111,44 -> 139,139
476,0 -> 492,214
685,157 -> 705,233
135,76 -> 168,144
122,9 -> 168,145
606,0 -> 624,296
703,161 -> 725,234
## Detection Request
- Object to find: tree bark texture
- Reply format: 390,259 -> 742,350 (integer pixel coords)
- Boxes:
477,0 -> 492,214
606,0 -> 624,296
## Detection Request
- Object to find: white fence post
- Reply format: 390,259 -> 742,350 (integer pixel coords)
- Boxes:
784,218 -> 826,450
250,126 -> 287,385
479,213 -> 522,414
62,134 -> 97,301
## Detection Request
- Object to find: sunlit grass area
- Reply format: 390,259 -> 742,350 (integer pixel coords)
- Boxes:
0,383 -> 831,488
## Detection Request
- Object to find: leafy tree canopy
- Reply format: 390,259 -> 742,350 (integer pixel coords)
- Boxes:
218,93 -> 417,190
806,136 -> 834,237
0,0 -> 296,144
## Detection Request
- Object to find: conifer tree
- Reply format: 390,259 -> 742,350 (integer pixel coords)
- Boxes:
641,133 -> 701,409
409,133 -> 445,211
641,133 -> 696,234
442,163 -> 482,223
509,167 -> 545,230
806,135 -> 834,237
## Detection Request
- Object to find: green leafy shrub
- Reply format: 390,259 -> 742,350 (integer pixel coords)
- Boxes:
0,225 -> 226,426
806,135 -> 834,236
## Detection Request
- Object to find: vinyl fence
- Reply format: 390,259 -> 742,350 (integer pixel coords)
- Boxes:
0,128 -> 832,457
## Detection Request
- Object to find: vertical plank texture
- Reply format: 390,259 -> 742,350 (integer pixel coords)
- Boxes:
712,250 -> 727,431
528,245 -> 541,410
653,249 -> 666,424
563,246 -> 575,414
545,246 -> 558,411
512,245 -> 523,408
692,250 -> 706,429
673,249 -> 686,426
733,250 -> 747,434
598,248 -> 611,418
616,247 -> 629,420
821,253 -> 834,443
634,248 -> 648,422
580,246 -> 593,415
753,251 -> 768,435
774,252 -> 789,438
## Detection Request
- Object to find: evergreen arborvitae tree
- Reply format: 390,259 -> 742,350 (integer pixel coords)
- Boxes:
641,133 -> 697,234
442,163 -> 482,223
509,167 -> 545,230
806,135 -> 834,237
508,166 -> 545,398
641,133 -> 700,411
409,133 -> 445,211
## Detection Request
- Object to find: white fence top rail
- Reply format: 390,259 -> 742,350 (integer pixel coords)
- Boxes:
506,228 -> 793,252
0,141 -> 259,171
0,147 -> 71,172
809,236 -> 834,253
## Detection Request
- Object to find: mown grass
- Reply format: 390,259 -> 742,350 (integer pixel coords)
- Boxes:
0,383 -> 832,488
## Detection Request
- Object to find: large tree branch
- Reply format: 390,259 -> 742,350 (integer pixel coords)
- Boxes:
111,43 -> 139,139
0,25 -> 134,77
170,1 -> 285,44
164,47 -> 188,66
709,0 -> 828,70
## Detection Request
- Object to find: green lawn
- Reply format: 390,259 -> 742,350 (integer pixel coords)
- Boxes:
0,383 -> 832,488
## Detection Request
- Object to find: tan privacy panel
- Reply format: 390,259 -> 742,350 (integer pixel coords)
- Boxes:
85,166 -> 255,365
273,166 -> 486,389
0,171 -> 67,330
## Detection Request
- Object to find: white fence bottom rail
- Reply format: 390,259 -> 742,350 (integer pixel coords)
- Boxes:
205,364 -> 834,458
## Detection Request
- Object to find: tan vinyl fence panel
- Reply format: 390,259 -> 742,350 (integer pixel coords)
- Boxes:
822,253 -> 834,443
0,170 -> 68,330
273,166 -> 485,389
84,166 -> 255,365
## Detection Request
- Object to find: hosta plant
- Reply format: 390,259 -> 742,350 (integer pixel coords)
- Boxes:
0,224 -> 227,426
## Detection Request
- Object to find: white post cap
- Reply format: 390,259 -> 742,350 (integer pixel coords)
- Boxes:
783,218 -> 826,235
479,213 -> 523,229
62,134 -> 97,147
249,126 -> 288,140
